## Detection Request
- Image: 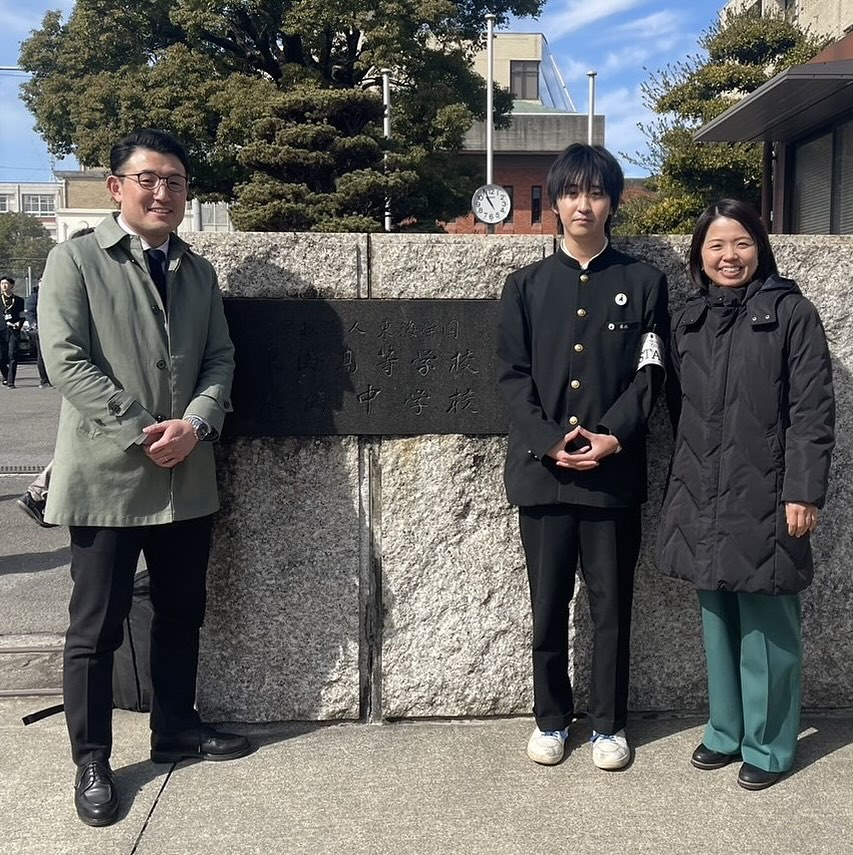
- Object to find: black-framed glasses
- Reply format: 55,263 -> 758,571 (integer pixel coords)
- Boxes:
114,171 -> 189,193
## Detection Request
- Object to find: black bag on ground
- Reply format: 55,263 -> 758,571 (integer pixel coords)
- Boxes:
112,569 -> 153,712
23,569 -> 153,725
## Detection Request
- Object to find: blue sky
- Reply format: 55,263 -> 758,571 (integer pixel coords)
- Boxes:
0,0 -> 724,183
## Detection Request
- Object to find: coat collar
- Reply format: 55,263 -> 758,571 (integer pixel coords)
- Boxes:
555,241 -> 617,272
682,274 -> 801,328
95,212 -> 189,262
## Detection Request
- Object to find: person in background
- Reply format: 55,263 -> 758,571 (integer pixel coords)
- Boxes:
17,462 -> 56,528
657,198 -> 834,791
39,128 -> 250,828
24,283 -> 53,388
496,143 -> 669,770
1,275 -> 25,388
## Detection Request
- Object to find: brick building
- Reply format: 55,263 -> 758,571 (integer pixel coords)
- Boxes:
444,33 -> 603,235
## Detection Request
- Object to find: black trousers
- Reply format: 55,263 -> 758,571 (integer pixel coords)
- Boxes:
28,328 -> 50,384
519,503 -> 642,734
64,515 -> 213,765
0,326 -> 19,385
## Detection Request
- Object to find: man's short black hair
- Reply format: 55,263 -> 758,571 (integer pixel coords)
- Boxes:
109,129 -> 191,176
546,143 -> 624,216
688,198 -> 778,290
0,275 -> 15,285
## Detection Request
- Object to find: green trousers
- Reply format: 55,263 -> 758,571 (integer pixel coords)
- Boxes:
698,590 -> 802,773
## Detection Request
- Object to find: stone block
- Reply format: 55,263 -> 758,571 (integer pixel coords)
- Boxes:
188,232 -> 368,298
380,436 -> 533,718
198,437 -> 362,721
369,234 -> 554,298
192,233 -> 853,719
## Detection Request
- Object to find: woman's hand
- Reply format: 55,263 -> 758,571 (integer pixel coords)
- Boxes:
785,502 -> 818,538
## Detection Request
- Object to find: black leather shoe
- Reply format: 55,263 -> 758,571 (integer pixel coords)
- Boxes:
691,742 -> 738,770
737,762 -> 782,790
151,724 -> 251,763
74,761 -> 119,827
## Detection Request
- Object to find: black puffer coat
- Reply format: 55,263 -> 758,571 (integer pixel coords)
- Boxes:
657,275 -> 834,595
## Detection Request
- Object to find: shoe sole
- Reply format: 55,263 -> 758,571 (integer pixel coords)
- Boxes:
77,810 -> 120,827
592,750 -> 632,770
527,749 -> 565,765
150,744 -> 253,764
737,774 -> 781,791
692,755 -> 737,771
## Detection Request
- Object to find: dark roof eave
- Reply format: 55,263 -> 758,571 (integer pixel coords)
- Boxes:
694,60 -> 853,144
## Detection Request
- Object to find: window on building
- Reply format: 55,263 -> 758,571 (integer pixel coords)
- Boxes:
833,119 -> 853,234
510,61 -> 540,101
502,186 -> 514,224
22,194 -> 55,216
791,119 -> 853,234
531,186 -> 542,224
0,195 -> 10,212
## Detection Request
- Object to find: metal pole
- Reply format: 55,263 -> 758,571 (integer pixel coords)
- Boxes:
486,14 -> 496,185
761,141 -> 773,233
382,69 -> 392,233
587,71 -> 597,145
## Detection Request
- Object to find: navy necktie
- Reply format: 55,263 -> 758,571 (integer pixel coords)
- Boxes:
145,249 -> 168,310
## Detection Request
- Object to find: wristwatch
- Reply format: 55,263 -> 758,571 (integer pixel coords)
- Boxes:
184,415 -> 214,442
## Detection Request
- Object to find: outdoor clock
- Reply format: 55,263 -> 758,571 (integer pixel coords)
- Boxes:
471,183 -> 511,224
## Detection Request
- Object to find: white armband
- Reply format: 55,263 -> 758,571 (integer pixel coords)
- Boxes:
637,332 -> 664,371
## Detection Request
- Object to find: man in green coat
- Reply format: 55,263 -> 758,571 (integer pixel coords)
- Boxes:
39,129 -> 250,828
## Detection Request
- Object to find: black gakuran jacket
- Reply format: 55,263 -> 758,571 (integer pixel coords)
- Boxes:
496,245 -> 669,509
657,275 -> 835,595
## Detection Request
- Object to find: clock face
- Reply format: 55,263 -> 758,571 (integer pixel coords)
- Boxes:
472,184 -> 511,224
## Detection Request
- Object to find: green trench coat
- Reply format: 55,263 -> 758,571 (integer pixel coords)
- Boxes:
38,214 -> 235,527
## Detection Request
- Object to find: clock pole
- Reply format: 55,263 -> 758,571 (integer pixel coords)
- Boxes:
485,13 -> 496,234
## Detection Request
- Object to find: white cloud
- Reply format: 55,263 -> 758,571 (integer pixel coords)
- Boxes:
538,0 -> 649,39
611,10 -> 683,39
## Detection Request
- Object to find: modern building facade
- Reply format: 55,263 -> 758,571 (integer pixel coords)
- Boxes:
445,33 -> 602,235
722,0 -> 853,39
0,182 -> 62,240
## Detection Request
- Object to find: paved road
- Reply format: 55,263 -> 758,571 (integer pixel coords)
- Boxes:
0,362 -> 60,472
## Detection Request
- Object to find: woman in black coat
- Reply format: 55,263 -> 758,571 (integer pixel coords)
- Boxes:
657,199 -> 834,790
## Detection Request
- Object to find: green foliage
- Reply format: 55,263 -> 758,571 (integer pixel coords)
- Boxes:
0,213 -> 56,279
619,11 -> 830,234
19,0 -> 543,230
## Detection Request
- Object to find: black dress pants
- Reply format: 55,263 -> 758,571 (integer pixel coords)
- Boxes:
29,328 -> 50,384
0,326 -> 19,385
519,503 -> 642,734
64,515 -> 213,765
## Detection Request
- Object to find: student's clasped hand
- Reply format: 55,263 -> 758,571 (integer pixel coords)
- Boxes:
546,426 -> 620,470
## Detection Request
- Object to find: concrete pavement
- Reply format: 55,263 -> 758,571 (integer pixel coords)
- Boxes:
1,701 -> 851,855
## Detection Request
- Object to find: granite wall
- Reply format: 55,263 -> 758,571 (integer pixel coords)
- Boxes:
190,232 -> 853,722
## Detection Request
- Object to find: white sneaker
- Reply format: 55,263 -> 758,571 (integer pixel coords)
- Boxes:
590,729 -> 631,770
527,727 -> 569,765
